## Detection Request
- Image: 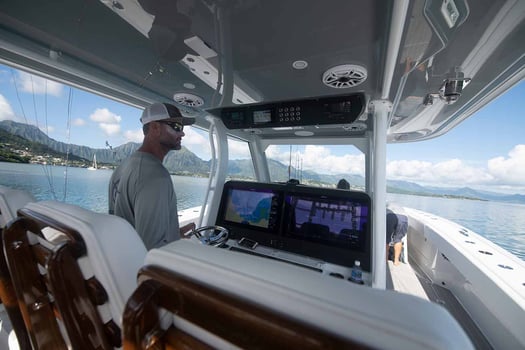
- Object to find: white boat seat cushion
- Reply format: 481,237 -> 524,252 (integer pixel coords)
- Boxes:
23,200 -> 147,326
0,185 -> 35,228
146,240 -> 474,350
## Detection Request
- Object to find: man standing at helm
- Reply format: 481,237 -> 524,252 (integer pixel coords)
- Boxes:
109,102 -> 196,249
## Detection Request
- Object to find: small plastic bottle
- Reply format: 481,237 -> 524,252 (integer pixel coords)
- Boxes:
349,260 -> 364,284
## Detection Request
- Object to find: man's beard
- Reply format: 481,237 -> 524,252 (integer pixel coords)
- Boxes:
161,140 -> 181,150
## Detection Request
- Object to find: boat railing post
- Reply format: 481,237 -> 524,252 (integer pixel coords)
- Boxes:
249,137 -> 270,182
370,100 -> 391,289
200,116 -> 229,227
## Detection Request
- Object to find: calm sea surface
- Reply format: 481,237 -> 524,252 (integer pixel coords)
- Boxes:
1,162 -> 524,261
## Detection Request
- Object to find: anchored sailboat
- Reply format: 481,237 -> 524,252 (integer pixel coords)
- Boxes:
87,154 -> 97,171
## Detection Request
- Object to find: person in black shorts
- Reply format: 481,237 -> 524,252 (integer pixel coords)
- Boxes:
386,209 -> 407,265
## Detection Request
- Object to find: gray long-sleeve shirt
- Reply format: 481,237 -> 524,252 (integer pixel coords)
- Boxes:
109,151 -> 180,249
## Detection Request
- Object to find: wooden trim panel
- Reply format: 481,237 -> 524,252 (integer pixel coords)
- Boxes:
123,265 -> 368,349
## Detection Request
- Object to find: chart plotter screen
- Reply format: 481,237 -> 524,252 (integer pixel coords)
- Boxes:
220,186 -> 282,232
223,188 -> 276,229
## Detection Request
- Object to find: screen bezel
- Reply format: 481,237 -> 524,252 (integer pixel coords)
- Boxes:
216,181 -> 284,236
216,181 -> 372,271
283,191 -> 369,252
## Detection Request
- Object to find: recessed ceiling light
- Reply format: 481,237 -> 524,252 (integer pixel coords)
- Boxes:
183,83 -> 196,89
292,60 -> 308,70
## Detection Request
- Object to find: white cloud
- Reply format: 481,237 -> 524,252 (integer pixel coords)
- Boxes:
386,145 -> 525,194
487,145 -> 525,186
89,108 -> 122,123
99,122 -> 121,136
88,108 -> 122,136
0,94 -> 18,121
73,118 -> 86,126
263,143 -> 525,192
183,128 -> 211,159
17,71 -> 63,97
266,145 -> 290,163
301,145 -> 365,175
228,139 -> 251,159
124,129 -> 144,143
387,158 -> 493,186
0,95 -> 54,131
266,145 -> 365,175
387,159 -> 432,179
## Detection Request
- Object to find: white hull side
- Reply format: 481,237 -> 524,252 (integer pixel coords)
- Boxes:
404,207 -> 525,349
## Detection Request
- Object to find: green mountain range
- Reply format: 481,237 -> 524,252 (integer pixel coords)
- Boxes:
0,120 -> 356,185
1,120 -> 524,204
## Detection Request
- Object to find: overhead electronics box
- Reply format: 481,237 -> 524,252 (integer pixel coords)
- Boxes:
207,93 -> 366,130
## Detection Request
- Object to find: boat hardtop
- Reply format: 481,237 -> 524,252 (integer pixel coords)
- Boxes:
0,0 -> 524,349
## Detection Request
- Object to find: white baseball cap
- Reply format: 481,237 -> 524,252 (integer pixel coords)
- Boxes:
140,102 -> 196,125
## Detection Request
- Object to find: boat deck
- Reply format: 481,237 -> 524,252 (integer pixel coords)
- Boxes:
387,259 -> 493,349
386,260 -> 428,300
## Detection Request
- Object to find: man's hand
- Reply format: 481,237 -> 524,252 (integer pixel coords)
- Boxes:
180,222 -> 197,238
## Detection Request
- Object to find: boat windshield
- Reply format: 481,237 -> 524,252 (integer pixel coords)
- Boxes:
263,144 -> 365,189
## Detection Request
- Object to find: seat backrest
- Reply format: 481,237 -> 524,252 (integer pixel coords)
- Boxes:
0,185 -> 35,350
123,265 -> 362,349
3,200 -> 147,349
128,240 -> 474,350
0,185 -> 35,228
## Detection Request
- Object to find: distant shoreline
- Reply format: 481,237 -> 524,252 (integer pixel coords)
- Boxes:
0,160 -> 491,202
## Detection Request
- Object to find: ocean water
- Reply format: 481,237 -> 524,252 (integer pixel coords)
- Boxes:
1,162 -> 524,261
0,162 -> 208,212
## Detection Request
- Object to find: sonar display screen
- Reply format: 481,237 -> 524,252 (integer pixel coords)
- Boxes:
223,188 -> 279,229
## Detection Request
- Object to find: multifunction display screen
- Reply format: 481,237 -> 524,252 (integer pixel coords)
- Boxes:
215,181 -> 372,270
221,187 -> 281,231
284,194 -> 368,251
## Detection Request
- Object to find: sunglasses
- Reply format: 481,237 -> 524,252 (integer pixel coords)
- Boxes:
158,121 -> 184,132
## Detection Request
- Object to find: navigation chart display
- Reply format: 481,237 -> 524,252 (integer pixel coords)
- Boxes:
223,188 -> 279,229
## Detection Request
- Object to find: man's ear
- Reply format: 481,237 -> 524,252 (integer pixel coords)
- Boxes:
151,121 -> 162,135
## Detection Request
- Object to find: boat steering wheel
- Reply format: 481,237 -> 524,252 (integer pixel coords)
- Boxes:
189,225 -> 229,247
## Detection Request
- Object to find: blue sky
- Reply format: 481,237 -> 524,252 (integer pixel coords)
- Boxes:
1,64 -> 524,194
